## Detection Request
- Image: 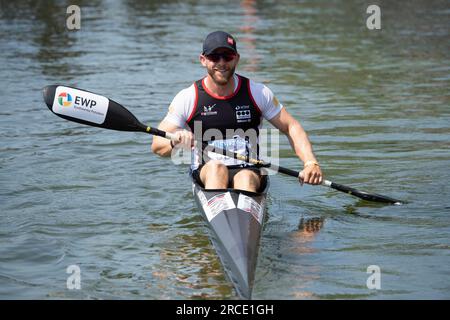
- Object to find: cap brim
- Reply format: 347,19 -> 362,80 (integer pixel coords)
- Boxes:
203,45 -> 237,55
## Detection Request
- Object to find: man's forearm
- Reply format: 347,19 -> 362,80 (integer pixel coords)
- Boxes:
151,138 -> 173,157
286,122 -> 318,164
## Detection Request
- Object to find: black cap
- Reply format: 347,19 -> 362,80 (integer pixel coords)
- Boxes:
202,31 -> 237,55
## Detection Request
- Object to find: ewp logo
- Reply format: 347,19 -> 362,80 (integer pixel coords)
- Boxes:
58,92 -> 73,107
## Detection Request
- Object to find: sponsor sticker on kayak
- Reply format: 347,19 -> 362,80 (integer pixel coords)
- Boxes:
52,86 -> 109,124
237,194 -> 264,224
197,191 -> 235,222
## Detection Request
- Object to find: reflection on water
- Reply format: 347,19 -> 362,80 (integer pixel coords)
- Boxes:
1,0 -> 449,299
153,215 -> 234,299
298,217 -> 325,236
239,0 -> 262,73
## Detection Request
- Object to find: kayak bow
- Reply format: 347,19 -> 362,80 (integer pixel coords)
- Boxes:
192,175 -> 269,299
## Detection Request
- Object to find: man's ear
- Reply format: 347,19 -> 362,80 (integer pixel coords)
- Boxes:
199,54 -> 207,67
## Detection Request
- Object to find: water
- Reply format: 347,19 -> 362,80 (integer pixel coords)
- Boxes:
1,0 -> 449,299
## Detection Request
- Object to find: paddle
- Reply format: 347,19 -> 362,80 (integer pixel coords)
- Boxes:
42,84 -> 177,140
43,84 -> 404,205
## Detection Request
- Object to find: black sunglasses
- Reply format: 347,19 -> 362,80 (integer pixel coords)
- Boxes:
205,52 -> 237,62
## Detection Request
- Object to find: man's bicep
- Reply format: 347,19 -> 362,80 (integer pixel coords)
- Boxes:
268,108 -> 293,134
158,120 -> 183,133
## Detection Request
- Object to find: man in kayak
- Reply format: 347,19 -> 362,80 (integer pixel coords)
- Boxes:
152,31 -> 322,192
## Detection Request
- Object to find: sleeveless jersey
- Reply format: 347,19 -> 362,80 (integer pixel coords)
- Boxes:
186,74 -> 262,168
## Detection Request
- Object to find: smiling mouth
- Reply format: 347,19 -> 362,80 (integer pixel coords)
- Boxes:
215,68 -> 228,73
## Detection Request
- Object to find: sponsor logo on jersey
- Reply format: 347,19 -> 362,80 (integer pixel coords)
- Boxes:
273,96 -> 280,107
236,109 -> 251,122
201,104 -> 218,116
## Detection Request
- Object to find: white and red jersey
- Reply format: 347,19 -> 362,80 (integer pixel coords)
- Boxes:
164,74 -> 283,169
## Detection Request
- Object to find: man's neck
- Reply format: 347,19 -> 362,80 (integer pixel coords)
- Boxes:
204,74 -> 237,97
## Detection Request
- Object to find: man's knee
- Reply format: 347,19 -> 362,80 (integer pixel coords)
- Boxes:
200,160 -> 228,183
203,160 -> 228,174
234,169 -> 259,180
233,169 -> 260,189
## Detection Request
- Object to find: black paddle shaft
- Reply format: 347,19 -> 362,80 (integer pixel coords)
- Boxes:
326,182 -> 403,204
276,166 -> 402,204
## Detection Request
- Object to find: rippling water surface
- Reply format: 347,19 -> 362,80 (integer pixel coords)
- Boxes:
1,0 -> 449,299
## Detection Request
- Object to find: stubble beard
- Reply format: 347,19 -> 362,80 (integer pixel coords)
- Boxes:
208,65 -> 236,86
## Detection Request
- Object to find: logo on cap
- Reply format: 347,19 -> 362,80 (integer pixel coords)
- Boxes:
227,37 -> 234,45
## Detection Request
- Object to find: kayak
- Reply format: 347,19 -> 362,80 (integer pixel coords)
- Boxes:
192,174 -> 269,299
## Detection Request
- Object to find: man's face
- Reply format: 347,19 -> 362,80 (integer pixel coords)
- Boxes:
200,48 -> 240,85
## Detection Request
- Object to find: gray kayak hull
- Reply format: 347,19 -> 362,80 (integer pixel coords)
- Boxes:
192,177 -> 269,299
